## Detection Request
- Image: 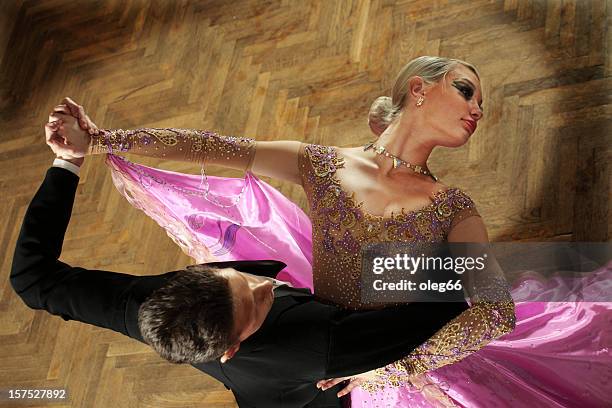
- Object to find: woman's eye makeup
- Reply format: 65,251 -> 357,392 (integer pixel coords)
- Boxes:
460,86 -> 473,99
453,80 -> 484,113
453,81 -> 473,99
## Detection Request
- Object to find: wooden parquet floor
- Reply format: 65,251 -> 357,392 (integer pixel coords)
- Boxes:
0,0 -> 610,407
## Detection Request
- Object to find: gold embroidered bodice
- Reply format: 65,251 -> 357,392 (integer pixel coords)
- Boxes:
298,143 -> 482,310
298,143 -> 515,387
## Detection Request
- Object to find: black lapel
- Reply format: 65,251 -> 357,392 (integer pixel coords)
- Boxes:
273,285 -> 312,298
191,260 -> 287,279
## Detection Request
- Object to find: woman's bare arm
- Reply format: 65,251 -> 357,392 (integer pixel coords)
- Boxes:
250,140 -> 302,185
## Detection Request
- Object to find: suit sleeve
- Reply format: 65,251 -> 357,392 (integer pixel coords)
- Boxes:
10,167 -> 157,337
325,301 -> 469,378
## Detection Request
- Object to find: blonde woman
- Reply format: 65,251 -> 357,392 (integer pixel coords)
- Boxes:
47,56 -> 609,407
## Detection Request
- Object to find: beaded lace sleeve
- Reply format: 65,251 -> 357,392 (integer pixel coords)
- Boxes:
88,128 -> 256,171
366,244 -> 516,390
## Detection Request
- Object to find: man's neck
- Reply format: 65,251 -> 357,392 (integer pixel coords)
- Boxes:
241,272 -> 269,284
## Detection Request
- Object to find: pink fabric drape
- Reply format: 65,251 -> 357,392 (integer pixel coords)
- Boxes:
107,154 -> 313,290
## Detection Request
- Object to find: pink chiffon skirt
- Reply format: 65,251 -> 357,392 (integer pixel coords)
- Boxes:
105,154 -> 611,407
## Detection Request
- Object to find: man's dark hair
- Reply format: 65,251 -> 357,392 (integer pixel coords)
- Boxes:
138,265 -> 235,364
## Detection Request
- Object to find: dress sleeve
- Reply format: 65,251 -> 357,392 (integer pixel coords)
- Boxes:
365,223 -> 516,389
450,205 -> 481,230
88,128 -> 256,172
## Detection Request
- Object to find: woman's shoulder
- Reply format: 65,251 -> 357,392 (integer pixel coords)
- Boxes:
436,185 -> 478,208
301,143 -> 366,158
301,142 -> 339,155
441,186 -> 482,230
300,143 -> 344,167
444,186 -> 478,204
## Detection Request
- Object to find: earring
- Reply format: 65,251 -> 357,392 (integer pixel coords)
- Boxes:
416,96 -> 424,107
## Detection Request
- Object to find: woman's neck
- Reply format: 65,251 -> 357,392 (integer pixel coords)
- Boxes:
372,119 -> 435,180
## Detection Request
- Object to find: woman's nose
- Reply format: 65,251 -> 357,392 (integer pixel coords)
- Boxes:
470,101 -> 483,120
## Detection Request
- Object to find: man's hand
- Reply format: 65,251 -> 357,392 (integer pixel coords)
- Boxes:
45,114 -> 90,159
316,370 -> 378,398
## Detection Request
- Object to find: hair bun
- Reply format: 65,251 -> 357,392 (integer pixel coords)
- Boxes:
368,96 -> 395,136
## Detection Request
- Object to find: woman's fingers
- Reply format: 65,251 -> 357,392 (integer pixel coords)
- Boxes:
55,101 -> 98,135
316,376 -> 365,397
316,379 -> 333,389
60,98 -> 84,127
48,112 -> 71,125
316,377 -> 348,391
61,97 -> 83,121
53,104 -> 70,115
336,378 -> 363,397
61,97 -> 99,134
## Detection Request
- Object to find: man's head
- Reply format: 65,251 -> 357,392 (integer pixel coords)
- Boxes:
138,265 -> 275,365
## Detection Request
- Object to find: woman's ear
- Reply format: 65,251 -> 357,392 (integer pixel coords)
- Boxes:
408,76 -> 425,98
220,342 -> 241,363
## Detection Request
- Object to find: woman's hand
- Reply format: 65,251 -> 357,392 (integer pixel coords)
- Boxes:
58,97 -> 99,135
316,370 -> 378,398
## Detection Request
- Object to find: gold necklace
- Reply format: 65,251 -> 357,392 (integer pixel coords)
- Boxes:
363,141 -> 438,181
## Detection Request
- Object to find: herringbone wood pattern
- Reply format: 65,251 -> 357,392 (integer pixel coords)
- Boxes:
1,0 -> 610,407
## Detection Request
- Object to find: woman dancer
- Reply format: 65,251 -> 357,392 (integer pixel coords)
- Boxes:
47,56 -> 610,407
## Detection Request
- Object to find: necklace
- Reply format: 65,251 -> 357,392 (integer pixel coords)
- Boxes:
363,141 -> 438,181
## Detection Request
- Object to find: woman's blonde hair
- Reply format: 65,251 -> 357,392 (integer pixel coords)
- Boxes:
368,56 -> 481,136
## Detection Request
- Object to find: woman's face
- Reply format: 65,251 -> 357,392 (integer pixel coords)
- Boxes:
408,65 -> 484,147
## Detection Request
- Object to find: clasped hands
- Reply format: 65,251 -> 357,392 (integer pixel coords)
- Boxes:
45,97 -> 98,162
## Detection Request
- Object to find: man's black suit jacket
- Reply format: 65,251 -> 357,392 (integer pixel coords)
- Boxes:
10,167 -> 468,408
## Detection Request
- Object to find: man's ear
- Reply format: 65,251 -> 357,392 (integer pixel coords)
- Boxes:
220,342 -> 241,363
